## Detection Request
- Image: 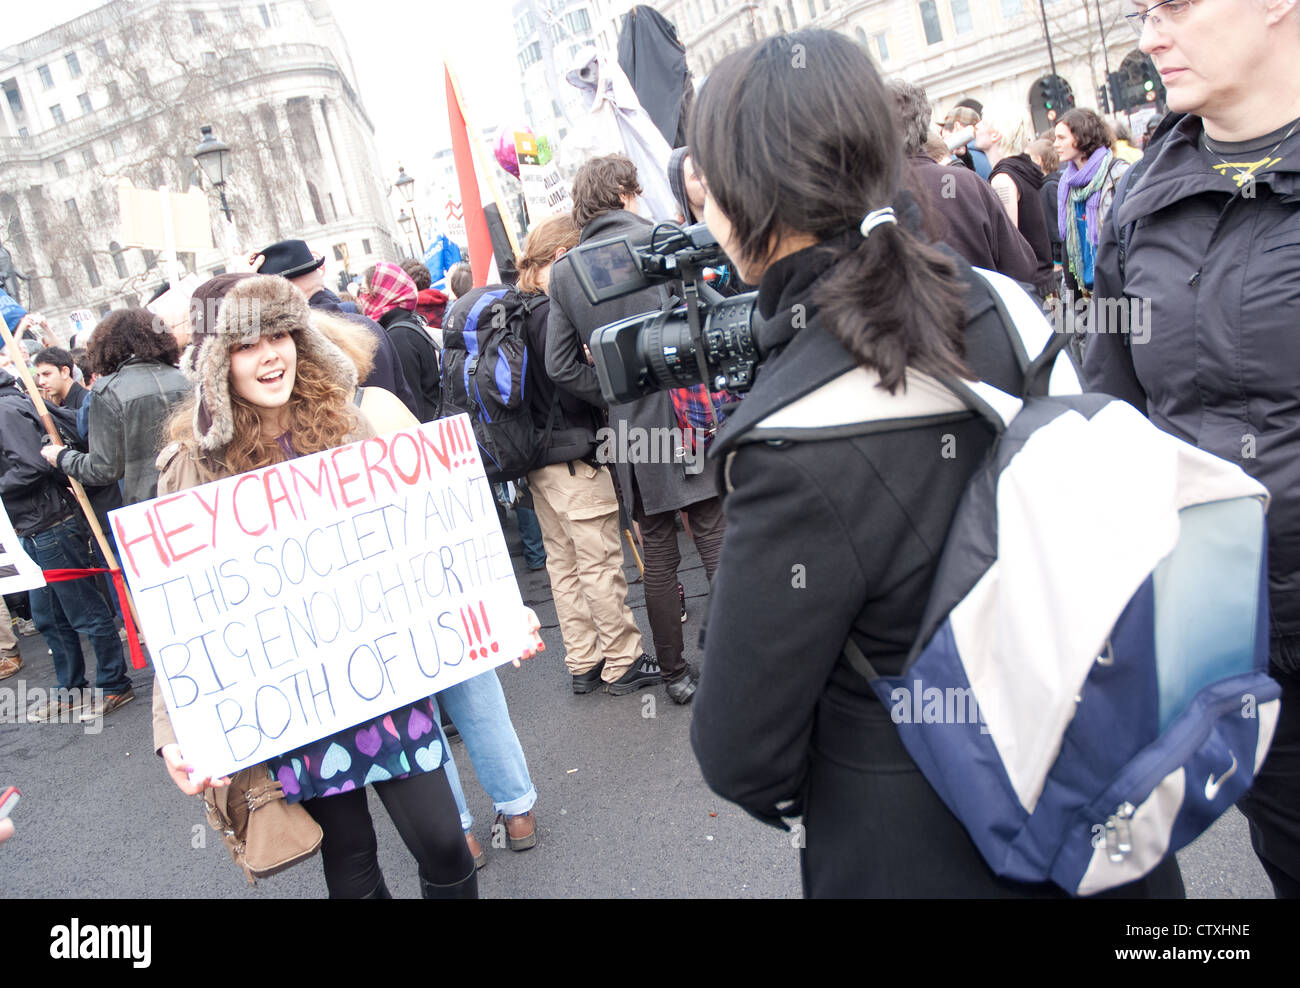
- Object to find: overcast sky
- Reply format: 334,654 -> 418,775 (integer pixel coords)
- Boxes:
8,0 -> 530,216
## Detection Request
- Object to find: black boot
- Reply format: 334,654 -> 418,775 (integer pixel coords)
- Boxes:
359,876 -> 393,899
420,867 -> 479,899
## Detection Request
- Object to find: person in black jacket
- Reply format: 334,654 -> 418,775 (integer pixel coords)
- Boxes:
516,213 -> 653,698
686,29 -> 1184,898
359,261 -> 442,423
1085,0 -> 1300,898
0,367 -> 131,722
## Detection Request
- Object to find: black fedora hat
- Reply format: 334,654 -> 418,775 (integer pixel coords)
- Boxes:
257,239 -> 325,279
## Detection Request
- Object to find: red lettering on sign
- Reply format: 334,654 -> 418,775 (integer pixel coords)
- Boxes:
331,446 -> 365,508
232,474 -> 269,537
193,487 -> 221,551
113,509 -> 170,579
418,422 -> 451,474
360,437 -> 396,499
154,493 -> 207,563
263,466 -> 299,532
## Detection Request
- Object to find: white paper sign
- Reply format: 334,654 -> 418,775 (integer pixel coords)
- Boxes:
0,501 -> 45,593
109,414 -> 528,780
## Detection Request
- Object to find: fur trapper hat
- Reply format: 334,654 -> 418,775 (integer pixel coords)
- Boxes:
183,274 -> 357,451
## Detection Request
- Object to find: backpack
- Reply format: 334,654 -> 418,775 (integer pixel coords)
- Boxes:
439,286 -> 550,483
839,268 -> 1279,896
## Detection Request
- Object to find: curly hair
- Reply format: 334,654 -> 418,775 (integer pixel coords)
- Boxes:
1059,108 -> 1114,160
400,259 -> 432,291
87,308 -> 180,377
571,154 -> 643,228
887,78 -> 933,157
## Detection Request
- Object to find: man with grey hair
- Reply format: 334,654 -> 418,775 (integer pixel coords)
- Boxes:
888,79 -> 1039,287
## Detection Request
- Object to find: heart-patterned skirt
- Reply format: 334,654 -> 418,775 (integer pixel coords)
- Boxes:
267,696 -> 446,803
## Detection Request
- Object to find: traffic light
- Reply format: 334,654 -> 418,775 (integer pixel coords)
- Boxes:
337,270 -> 352,292
1038,78 -> 1059,121
1142,72 -> 1157,102
1097,84 -> 1110,114
1107,71 -> 1127,112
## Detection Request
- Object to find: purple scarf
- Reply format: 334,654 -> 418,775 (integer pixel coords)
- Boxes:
1057,146 -> 1112,247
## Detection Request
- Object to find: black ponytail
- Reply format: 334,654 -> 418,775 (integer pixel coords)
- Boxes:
689,29 -> 970,392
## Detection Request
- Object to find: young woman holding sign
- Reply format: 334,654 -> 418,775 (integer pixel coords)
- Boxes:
151,273 -> 541,898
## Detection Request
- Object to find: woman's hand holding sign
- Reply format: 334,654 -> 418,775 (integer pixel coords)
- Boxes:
161,743 -> 231,796
513,606 -> 545,667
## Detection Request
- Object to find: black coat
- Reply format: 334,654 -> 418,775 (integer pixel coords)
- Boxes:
0,380 -> 77,536
378,308 -> 442,425
520,292 -> 604,466
545,209 -> 718,514
691,240 -> 1184,898
1085,114 -> 1300,658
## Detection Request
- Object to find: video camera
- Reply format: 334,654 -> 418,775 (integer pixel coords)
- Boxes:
566,223 -> 758,405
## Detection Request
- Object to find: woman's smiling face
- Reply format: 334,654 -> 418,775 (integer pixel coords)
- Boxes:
229,330 -> 297,417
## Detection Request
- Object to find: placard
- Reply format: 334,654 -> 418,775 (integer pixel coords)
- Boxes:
110,415 -> 528,780
0,501 -> 45,594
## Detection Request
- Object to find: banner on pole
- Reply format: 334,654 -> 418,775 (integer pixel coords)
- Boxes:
0,502 -> 45,594
110,414 -> 530,780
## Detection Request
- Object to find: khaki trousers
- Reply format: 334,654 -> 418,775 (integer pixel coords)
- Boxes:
527,461 -> 643,682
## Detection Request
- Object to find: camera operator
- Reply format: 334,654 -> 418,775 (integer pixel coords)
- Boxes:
685,30 -> 1182,898
545,154 -> 724,704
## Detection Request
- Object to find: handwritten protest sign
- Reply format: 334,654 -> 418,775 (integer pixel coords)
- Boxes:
0,501 -> 45,594
110,414 -> 529,780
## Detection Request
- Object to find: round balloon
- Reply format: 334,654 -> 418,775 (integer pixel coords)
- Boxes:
495,130 -> 520,179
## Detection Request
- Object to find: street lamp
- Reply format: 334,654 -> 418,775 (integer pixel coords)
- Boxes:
393,165 -> 424,255
396,208 -> 416,258
193,125 -> 233,222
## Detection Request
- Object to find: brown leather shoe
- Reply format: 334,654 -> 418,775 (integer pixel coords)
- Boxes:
0,651 -> 22,682
495,811 -> 537,851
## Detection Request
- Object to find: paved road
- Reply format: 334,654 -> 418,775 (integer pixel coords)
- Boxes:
0,518 -> 1276,899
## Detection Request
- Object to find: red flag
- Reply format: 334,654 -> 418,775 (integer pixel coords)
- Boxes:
445,65 -> 494,288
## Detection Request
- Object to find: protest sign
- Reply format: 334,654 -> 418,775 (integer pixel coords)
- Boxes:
110,414 -> 530,780
0,501 -> 45,594
516,133 -> 571,224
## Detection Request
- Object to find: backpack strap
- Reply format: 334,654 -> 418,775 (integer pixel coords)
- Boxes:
352,386 -> 366,408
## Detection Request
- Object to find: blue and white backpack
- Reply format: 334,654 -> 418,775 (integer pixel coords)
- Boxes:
839,270 -> 1280,896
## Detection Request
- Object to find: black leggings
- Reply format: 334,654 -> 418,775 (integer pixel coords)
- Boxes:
301,767 -> 471,898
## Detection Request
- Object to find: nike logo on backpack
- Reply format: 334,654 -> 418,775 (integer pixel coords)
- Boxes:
1204,753 -> 1239,801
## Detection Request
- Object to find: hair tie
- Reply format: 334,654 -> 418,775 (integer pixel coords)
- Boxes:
860,207 -> 897,239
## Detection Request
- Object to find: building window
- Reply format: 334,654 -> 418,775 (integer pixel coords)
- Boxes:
137,68 -> 148,89
259,4 -> 271,27
190,11 -> 207,34
224,7 -> 241,26
332,244 -> 345,261
18,127 -> 28,138
50,104 -> 64,125
203,52 -> 217,65
107,81 -> 120,103
179,252 -> 196,274
110,137 -> 125,157
774,6 -> 785,31
66,52 -> 82,78
362,238 -> 372,254
110,242 -> 127,279
4,84 -> 22,116
327,193 -> 338,220
78,93 -> 92,114
99,305 -> 111,317
82,254 -> 100,288
54,158 -> 68,177
920,0 -> 944,44
83,147 -> 97,167
951,0 -> 974,34
93,40 -> 108,59
125,293 -> 139,307
807,0 -> 816,18
823,0 -> 832,9
92,189 -> 106,215
855,26 -> 869,45
787,0 -> 798,28
65,198 -> 79,220
567,9 -> 592,32
874,32 -> 890,62
307,182 -> 326,224
148,165 -> 164,188
210,265 -> 227,277
38,65 -> 53,89
1001,0 -> 1023,13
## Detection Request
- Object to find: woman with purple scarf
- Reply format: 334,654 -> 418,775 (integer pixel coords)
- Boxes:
1054,108 -> 1129,295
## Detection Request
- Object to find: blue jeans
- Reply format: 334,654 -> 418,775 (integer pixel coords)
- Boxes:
434,668 -> 536,832
22,516 -> 130,694
517,506 -> 547,569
